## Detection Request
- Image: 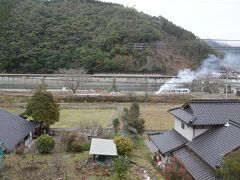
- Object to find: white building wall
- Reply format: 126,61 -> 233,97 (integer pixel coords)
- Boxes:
174,118 -> 194,141
24,132 -> 33,148
193,128 -> 209,138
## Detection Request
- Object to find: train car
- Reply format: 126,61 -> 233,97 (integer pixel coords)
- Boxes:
155,88 -> 190,94
74,93 -> 101,97
169,88 -> 190,93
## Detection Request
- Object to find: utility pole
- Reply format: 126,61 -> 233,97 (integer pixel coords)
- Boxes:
225,67 -> 228,98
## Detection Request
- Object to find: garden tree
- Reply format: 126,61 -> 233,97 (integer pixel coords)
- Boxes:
216,150 -> 240,179
58,68 -> 88,94
113,156 -> 130,179
122,102 -> 145,134
36,134 -> 55,154
112,118 -> 120,135
60,120 -> 100,152
114,136 -> 134,156
25,85 -> 60,130
76,119 -> 102,137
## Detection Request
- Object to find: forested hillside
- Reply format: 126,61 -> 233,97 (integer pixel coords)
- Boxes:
0,0 -> 217,74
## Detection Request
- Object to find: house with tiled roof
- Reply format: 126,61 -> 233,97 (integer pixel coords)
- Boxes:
145,99 -> 240,180
0,109 -> 39,152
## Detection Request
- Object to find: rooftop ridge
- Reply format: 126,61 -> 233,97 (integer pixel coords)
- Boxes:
147,131 -> 164,136
229,120 -> 240,128
167,106 -> 181,112
187,99 -> 240,103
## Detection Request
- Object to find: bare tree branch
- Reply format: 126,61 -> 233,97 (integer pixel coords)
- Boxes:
57,68 -> 89,94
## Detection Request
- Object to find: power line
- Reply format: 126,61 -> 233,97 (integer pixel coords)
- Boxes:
88,33 -> 240,42
123,43 -> 240,50
201,39 -> 240,42
72,32 -> 240,42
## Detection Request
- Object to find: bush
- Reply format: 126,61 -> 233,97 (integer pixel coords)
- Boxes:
114,136 -> 134,156
62,133 -> 90,152
82,143 -> 91,151
68,140 -> 82,152
114,156 -> 130,179
36,134 -> 55,154
15,144 -> 25,155
216,150 -> 240,179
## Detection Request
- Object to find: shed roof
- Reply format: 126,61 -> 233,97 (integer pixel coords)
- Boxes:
89,138 -> 117,156
149,129 -> 188,155
0,109 -> 38,151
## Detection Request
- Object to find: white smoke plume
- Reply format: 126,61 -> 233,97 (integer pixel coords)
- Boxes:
156,53 -> 240,93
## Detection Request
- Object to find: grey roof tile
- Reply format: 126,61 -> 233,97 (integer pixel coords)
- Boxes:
170,99 -> 240,126
174,148 -> 217,180
144,139 -> 159,153
169,108 -> 196,124
150,129 -> 188,155
0,109 -> 38,151
187,121 -> 240,169
189,100 -> 240,125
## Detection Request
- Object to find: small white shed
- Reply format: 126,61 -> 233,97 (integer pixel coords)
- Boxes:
89,138 -> 117,164
89,138 -> 117,156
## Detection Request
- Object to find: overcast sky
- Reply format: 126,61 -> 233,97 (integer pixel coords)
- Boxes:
101,0 -> 240,46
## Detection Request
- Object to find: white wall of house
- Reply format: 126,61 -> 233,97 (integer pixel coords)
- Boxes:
24,131 -> 33,148
174,118 -> 194,141
193,128 -> 209,138
174,118 -> 209,141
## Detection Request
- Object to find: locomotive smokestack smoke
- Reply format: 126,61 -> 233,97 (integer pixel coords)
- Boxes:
156,53 -> 240,93
221,53 -> 240,71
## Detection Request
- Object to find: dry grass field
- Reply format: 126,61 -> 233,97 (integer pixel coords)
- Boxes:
53,108 -> 116,128
140,103 -> 176,130
5,103 -> 176,130
53,103 -> 175,130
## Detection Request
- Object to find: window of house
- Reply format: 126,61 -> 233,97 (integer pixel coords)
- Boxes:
181,122 -> 185,129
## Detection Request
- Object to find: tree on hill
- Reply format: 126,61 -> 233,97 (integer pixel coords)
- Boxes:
25,85 -> 60,131
0,0 -> 217,74
122,102 -> 145,135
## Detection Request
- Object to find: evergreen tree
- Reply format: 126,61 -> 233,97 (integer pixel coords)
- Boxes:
109,78 -> 119,92
122,102 -> 145,134
25,85 -> 60,130
112,118 -> 120,135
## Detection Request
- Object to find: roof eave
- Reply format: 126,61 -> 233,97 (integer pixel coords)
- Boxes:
162,143 -> 188,156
